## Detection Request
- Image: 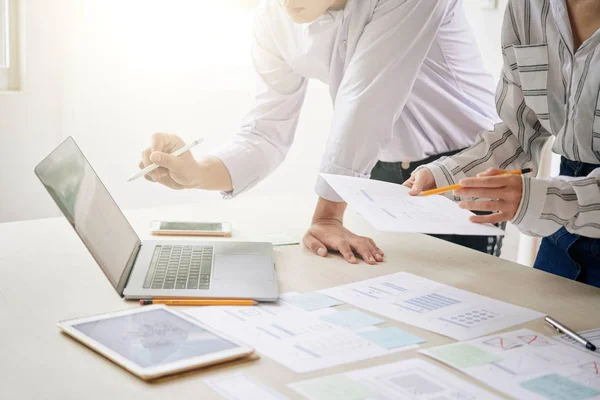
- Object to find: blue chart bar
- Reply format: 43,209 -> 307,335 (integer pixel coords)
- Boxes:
399,293 -> 461,313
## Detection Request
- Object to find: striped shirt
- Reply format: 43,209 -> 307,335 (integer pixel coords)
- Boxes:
423,0 -> 600,238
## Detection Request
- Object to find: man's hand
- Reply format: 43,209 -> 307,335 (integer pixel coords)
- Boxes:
454,168 -> 523,224
140,133 -> 233,191
140,133 -> 203,189
303,198 -> 384,265
403,168 -> 436,195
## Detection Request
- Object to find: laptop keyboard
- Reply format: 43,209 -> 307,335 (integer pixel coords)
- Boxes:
143,245 -> 213,290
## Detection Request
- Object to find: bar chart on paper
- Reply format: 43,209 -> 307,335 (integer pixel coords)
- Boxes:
322,272 -> 544,340
321,173 -> 505,236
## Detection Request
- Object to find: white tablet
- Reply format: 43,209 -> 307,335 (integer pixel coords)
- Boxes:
57,305 -> 254,380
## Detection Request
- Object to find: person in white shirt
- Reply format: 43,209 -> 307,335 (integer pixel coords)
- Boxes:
139,0 -> 501,264
407,0 -> 600,287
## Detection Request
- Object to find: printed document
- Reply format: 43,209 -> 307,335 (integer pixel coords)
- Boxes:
322,272 -> 543,340
184,297 -> 421,373
422,328 -> 600,400
322,173 -> 505,236
555,328 -> 600,359
290,358 -> 501,400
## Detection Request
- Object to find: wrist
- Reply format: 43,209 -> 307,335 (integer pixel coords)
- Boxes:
312,197 -> 347,224
193,157 -> 233,191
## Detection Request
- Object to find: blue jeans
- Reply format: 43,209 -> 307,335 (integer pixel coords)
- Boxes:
533,157 -> 600,288
370,150 -> 505,257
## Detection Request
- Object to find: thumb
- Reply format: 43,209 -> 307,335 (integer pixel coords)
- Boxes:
150,152 -> 182,171
303,232 -> 328,257
408,176 -> 423,195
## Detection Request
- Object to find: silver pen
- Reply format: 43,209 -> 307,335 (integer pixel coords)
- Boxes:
545,316 -> 597,351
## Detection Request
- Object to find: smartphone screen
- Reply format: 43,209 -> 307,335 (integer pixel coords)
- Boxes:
159,222 -> 224,232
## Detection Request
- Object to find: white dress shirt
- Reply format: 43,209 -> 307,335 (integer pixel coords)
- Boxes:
422,0 -> 600,238
213,0 -> 499,201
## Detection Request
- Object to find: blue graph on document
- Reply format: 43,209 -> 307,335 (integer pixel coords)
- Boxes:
396,293 -> 461,313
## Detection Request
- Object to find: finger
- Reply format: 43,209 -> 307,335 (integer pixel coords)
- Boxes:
152,132 -> 182,154
150,152 -> 184,172
454,188 -> 506,199
367,238 -> 384,260
403,176 -> 415,188
352,241 -> 376,265
141,148 -> 162,181
142,148 -> 152,167
459,200 -> 505,212
470,212 -> 509,224
477,168 -> 505,177
408,177 -> 423,196
459,176 -> 510,188
337,241 -> 358,264
157,176 -> 185,190
302,233 -> 328,257
151,133 -> 166,153
154,166 -> 169,180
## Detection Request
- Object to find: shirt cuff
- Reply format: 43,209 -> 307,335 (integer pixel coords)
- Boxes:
511,176 -> 549,234
210,145 -> 260,200
316,162 -> 370,202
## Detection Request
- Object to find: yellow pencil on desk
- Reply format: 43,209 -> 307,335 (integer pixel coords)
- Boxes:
127,137 -> 204,182
140,298 -> 257,306
420,168 -> 533,197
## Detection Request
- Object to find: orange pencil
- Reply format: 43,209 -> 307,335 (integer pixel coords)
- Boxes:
140,298 -> 257,306
420,168 -> 533,197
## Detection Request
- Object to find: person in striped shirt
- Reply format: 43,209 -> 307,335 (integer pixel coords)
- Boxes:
407,0 -> 600,287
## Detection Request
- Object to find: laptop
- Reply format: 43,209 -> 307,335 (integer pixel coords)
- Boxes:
34,137 -> 279,302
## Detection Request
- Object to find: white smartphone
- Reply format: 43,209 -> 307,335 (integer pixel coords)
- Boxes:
150,221 -> 232,237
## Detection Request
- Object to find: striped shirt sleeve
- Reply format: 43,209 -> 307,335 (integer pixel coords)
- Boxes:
421,1 -> 600,238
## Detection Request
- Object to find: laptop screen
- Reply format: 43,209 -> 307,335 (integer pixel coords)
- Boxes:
35,137 -> 141,291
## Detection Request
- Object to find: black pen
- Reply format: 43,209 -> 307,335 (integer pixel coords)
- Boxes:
545,316 -> 597,351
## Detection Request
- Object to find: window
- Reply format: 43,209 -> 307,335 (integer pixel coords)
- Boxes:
0,0 -> 19,91
0,0 -> 8,68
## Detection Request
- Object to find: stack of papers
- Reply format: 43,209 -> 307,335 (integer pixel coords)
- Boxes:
422,329 -> 600,400
322,272 -> 544,340
184,292 -> 425,373
322,173 -> 505,236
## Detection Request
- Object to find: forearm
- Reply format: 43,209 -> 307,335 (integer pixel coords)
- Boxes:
312,197 -> 347,223
515,171 -> 600,238
194,156 -> 233,191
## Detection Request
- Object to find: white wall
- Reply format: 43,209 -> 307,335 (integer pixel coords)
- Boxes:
1,0 -> 333,223
3,0 -> 531,263
0,0 -> 70,222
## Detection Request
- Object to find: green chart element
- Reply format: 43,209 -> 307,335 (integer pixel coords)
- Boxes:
428,344 -> 502,368
520,374 -> 600,400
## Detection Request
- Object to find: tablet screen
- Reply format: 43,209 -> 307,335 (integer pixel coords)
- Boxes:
72,309 -> 238,368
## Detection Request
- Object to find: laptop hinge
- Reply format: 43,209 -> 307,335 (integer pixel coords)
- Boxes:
116,241 -> 142,298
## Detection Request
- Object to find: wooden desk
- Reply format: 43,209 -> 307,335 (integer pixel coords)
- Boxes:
1,194 -> 599,399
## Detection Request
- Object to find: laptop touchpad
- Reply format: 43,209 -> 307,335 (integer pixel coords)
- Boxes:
213,255 -> 274,281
